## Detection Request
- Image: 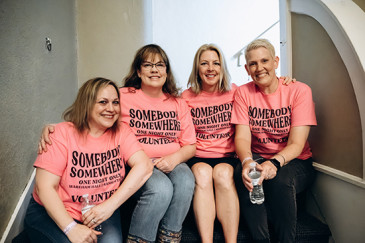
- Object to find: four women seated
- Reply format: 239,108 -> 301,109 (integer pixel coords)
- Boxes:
29,38 -> 316,243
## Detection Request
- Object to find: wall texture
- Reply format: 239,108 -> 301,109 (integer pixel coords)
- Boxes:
76,0 -> 150,86
0,0 -> 77,238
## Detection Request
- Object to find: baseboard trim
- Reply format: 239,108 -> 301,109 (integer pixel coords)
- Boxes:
313,162 -> 365,189
1,169 -> 35,243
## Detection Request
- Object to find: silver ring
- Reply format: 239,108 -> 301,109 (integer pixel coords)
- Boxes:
92,219 -> 97,224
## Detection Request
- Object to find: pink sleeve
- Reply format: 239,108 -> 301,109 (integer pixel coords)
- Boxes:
291,84 -> 317,126
177,99 -> 196,146
231,87 -> 249,125
119,123 -> 143,162
34,123 -> 68,177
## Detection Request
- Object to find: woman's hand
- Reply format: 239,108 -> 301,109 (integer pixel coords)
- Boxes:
241,161 -> 266,192
241,162 -> 253,191
67,223 -> 100,243
259,161 -> 277,184
38,124 -> 56,154
82,203 -> 113,230
154,154 -> 179,173
280,76 -> 296,86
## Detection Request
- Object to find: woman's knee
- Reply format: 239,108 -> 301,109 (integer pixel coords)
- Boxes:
192,163 -> 213,189
142,169 -> 174,204
169,163 -> 195,193
213,163 -> 235,189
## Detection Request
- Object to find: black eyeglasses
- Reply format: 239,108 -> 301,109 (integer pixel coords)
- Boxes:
141,62 -> 166,70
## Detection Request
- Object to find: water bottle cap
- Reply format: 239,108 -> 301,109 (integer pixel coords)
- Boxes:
249,162 -> 256,167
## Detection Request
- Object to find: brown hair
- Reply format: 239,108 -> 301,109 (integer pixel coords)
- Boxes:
63,77 -> 120,133
123,44 -> 181,97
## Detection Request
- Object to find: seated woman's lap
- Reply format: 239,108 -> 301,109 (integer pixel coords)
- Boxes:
24,196 -> 123,243
128,164 -> 195,240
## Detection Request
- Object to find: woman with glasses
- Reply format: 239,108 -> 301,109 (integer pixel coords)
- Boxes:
38,45 -> 196,243
120,44 -> 196,243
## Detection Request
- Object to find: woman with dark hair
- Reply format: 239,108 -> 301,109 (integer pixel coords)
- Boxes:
38,45 -> 196,242
120,44 -> 196,243
26,77 -> 153,243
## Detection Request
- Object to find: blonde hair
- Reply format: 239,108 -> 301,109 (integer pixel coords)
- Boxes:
63,77 -> 120,133
244,38 -> 276,63
188,44 -> 231,94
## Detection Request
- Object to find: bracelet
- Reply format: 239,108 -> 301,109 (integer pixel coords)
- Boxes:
241,157 -> 253,166
277,153 -> 286,165
63,221 -> 77,235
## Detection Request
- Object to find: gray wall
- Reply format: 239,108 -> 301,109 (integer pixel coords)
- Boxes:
0,0 -> 77,238
292,13 -> 363,178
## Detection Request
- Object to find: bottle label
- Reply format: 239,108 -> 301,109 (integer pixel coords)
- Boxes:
81,205 -> 94,215
249,171 -> 261,186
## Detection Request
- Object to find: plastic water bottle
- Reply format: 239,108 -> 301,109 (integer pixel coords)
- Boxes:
81,194 -> 102,232
248,162 -> 265,204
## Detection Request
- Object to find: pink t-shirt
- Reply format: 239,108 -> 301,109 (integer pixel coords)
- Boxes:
181,84 -> 238,158
32,122 -> 142,221
119,87 -> 196,158
231,81 -> 317,160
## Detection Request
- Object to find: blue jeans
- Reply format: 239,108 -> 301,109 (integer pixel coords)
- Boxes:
24,196 -> 123,243
234,156 -> 315,243
128,163 -> 195,242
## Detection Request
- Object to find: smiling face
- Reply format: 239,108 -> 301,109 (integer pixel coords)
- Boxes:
245,47 -> 279,92
137,54 -> 167,94
88,85 -> 120,136
198,50 -> 221,92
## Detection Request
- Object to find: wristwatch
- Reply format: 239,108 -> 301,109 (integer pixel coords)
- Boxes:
269,158 -> 281,172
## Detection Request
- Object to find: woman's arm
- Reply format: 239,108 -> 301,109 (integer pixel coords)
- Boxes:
234,124 -> 256,191
270,125 -> 310,167
260,126 -> 311,182
152,98 -> 197,173
82,150 -> 154,228
235,124 -> 253,162
154,144 -> 196,173
36,168 -> 99,242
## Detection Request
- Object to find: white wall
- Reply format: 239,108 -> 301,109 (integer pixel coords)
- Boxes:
152,0 -> 281,89
76,0 -> 281,88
